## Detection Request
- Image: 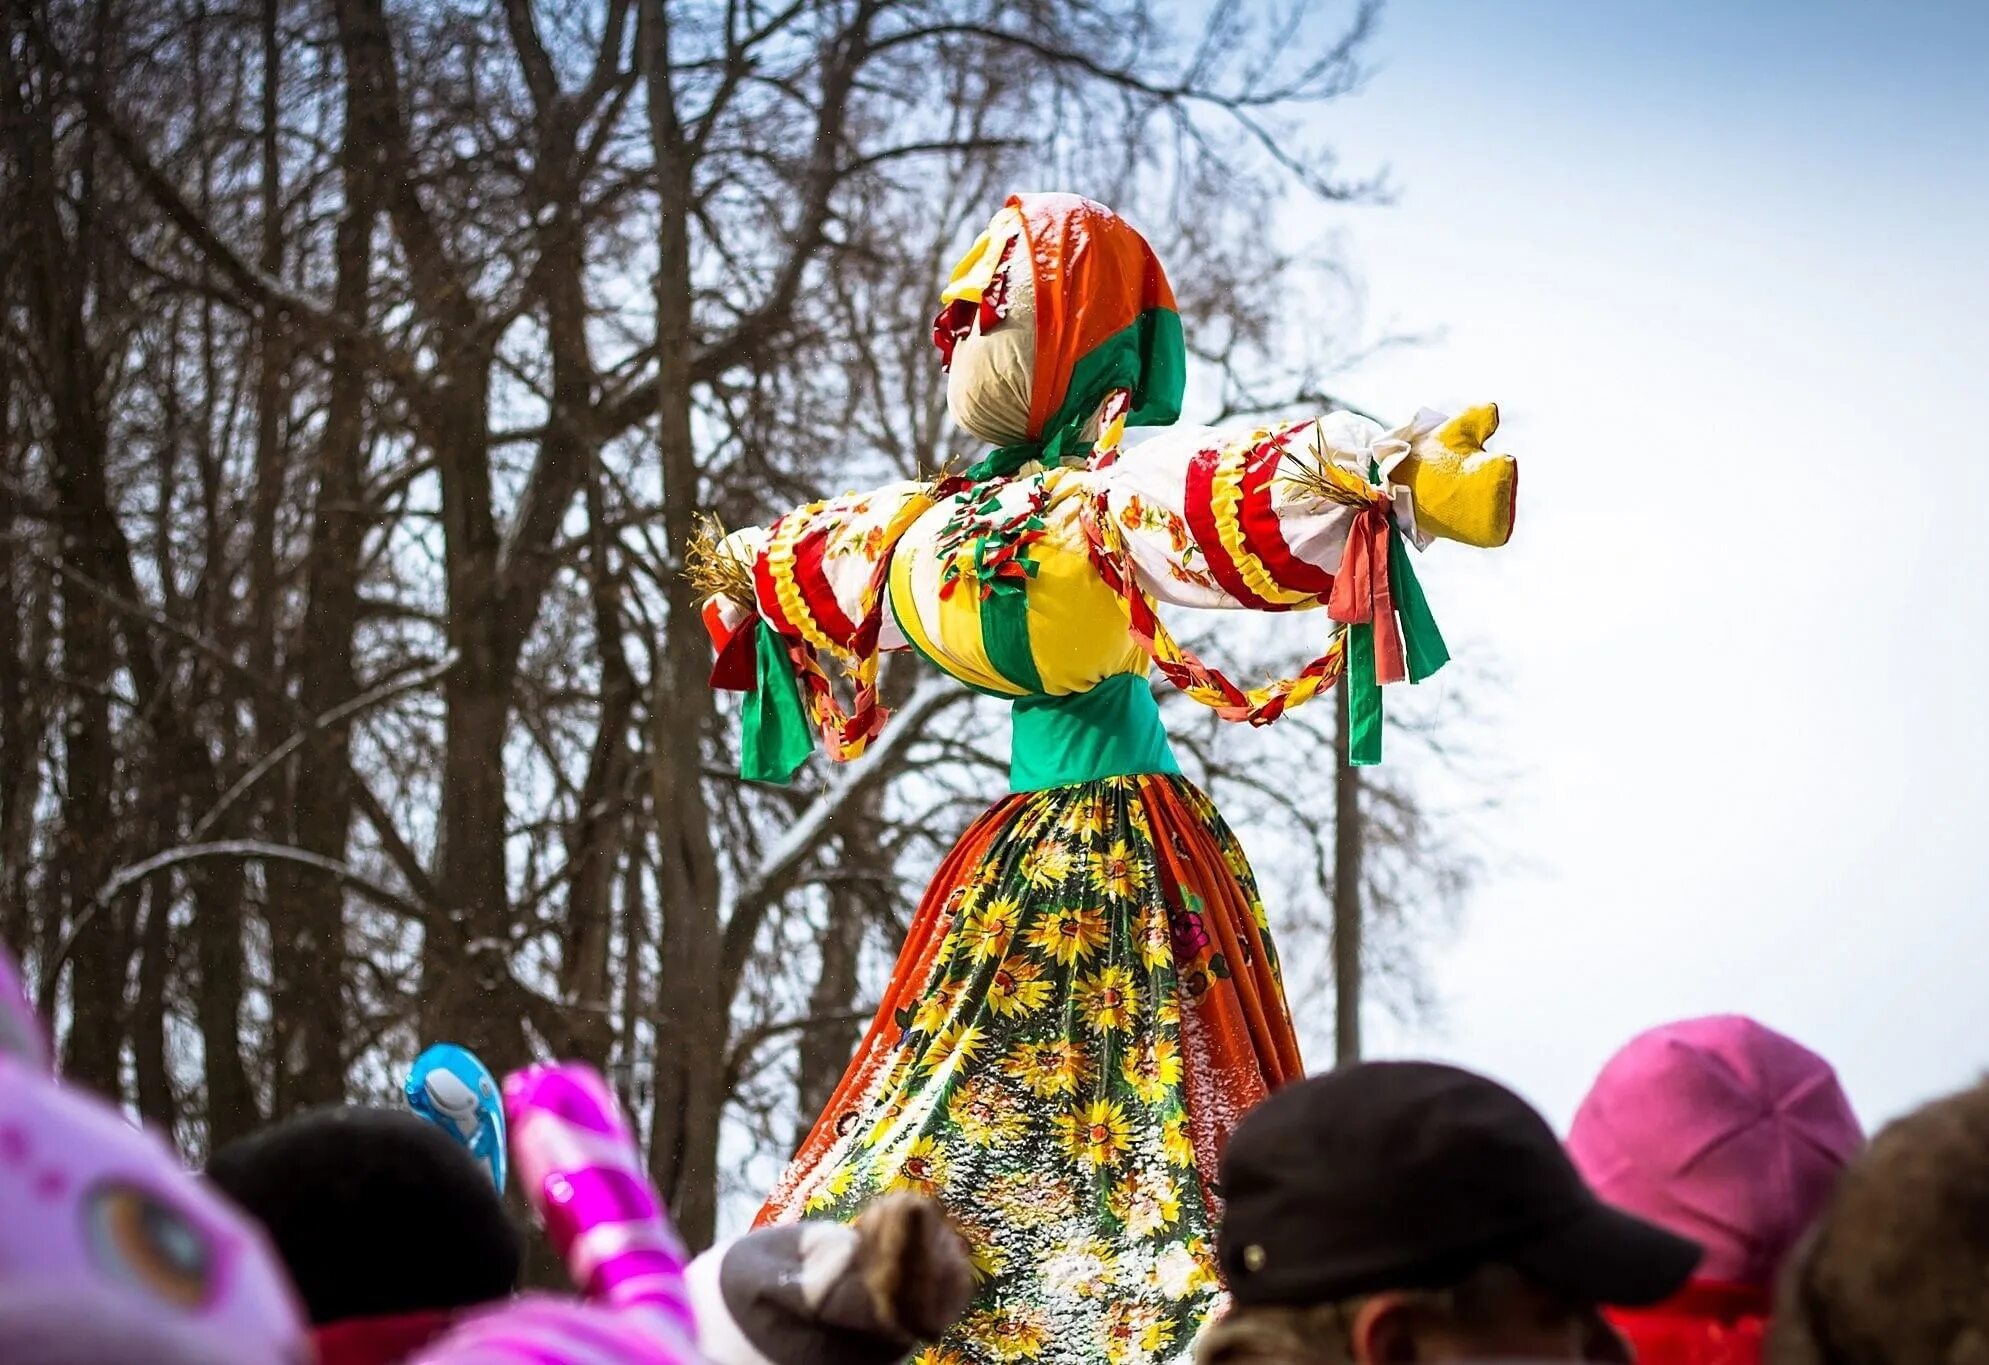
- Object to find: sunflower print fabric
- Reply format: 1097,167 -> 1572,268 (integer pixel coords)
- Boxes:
759,774 -> 1303,1365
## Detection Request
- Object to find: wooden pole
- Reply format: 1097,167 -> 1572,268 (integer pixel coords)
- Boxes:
1332,682 -> 1363,1065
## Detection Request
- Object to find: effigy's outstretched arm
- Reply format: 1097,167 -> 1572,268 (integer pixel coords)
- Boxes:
689,481 -> 938,785
1080,405 -> 1517,759
1090,405 -> 1514,609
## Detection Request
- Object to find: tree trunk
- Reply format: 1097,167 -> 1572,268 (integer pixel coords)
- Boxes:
155,0 -> 274,1138
638,0 -> 726,1249
558,452 -> 634,1063
183,422 -> 259,1130
331,0 -> 522,1079
5,18 -> 123,1088
132,868 -> 176,1129
267,0 -> 373,1111
185,852 -> 257,1138
616,826 -> 649,1135
546,122 -> 624,1062
239,0 -> 298,1122
54,574 -> 119,1090
0,316 -> 42,963
1332,683 -> 1363,1066
423,375 -> 519,1071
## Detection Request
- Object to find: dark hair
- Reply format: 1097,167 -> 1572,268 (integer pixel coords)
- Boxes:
1770,1075 -> 1989,1365
207,1105 -> 520,1326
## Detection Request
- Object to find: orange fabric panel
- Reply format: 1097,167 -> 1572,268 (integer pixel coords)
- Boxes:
756,804 -> 1012,1222
1143,778 -> 1304,1201
1010,193 -> 1178,439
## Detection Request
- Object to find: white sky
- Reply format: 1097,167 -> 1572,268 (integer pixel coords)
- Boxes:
1286,0 -> 1989,1135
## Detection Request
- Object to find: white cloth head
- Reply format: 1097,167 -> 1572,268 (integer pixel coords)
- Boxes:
945,231 -> 1036,448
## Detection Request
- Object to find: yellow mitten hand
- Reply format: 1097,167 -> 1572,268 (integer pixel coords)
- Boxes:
1391,404 -> 1518,548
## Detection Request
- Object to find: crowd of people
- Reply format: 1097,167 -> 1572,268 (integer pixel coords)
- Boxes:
1,923 -> 1985,1364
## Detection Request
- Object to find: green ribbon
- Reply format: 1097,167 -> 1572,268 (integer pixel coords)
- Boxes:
981,590 -> 1045,695
966,440 -> 1043,482
1390,524 -> 1450,682
741,623 -> 814,785
1346,622 -> 1384,766
1344,524 -> 1452,767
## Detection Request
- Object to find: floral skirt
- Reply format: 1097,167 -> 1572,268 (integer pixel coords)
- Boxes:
757,774 -> 1303,1365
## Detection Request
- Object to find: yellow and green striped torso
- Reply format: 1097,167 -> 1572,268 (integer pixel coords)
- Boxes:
887,469 -> 1146,700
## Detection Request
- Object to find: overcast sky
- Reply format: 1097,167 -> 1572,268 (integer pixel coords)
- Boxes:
1296,0 -> 1989,1134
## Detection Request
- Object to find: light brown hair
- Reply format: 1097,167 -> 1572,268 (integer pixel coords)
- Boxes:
1770,1075 -> 1989,1365
1195,1264 -> 1533,1365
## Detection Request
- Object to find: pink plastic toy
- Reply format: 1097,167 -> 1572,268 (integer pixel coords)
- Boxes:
418,1061 -> 700,1364
0,948 -> 308,1360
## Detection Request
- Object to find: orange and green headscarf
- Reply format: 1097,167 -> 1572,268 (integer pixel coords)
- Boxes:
934,193 -> 1186,480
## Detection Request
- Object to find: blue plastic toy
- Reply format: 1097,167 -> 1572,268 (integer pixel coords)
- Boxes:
405,1042 -> 506,1195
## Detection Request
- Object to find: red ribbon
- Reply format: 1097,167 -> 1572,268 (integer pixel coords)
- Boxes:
931,299 -> 974,370
703,599 -> 758,691
1326,507 -> 1407,685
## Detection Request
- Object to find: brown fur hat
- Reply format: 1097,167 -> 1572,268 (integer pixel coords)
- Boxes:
1770,1075 -> 1989,1365
687,1194 -> 974,1365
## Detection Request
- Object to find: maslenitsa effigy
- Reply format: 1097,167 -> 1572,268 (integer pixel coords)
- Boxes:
690,193 -> 1520,1365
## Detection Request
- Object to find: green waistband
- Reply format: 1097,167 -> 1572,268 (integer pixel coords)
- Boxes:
1008,673 -> 1180,793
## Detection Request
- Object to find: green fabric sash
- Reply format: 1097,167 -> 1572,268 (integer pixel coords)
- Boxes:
741,623 -> 815,785
981,589 -> 1045,695
1344,524 -> 1451,766
1009,673 -> 1180,793
1346,622 -> 1385,765
1391,524 -> 1450,683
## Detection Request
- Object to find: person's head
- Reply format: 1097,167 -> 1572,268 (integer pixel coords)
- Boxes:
688,1192 -> 975,1365
1769,1075 -> 1989,1365
206,1104 -> 520,1328
1568,1016 -> 1862,1291
1195,1270 -> 1633,1365
0,949 -> 306,1360
1211,1062 -> 1701,1363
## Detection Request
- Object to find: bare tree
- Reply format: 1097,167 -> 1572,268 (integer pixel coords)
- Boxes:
0,0 -> 1495,1250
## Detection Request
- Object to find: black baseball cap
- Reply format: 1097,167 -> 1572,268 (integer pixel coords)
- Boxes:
207,1106 -> 520,1325
1217,1062 -> 1701,1308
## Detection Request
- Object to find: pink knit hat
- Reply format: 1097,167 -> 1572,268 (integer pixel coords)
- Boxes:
1566,1015 -> 1863,1288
